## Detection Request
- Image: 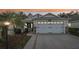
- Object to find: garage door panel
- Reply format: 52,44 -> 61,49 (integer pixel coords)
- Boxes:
36,24 -> 64,33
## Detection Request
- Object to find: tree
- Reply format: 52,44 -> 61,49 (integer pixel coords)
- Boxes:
0,11 -> 27,28
58,11 -> 79,22
58,12 -> 68,18
0,11 -> 27,34
13,12 -> 27,28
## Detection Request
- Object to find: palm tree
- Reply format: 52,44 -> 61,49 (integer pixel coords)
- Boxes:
58,11 -> 79,18
0,12 -> 15,37
0,11 -> 27,34
14,12 -> 27,28
58,12 -> 68,18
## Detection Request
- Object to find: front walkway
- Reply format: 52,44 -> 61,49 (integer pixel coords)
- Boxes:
24,34 -> 79,49
24,34 -> 37,49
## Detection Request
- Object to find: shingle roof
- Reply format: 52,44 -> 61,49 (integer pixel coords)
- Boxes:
42,13 -> 59,18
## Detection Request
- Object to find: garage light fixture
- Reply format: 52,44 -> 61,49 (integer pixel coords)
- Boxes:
25,23 -> 27,25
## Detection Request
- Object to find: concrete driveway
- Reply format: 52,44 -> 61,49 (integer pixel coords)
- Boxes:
24,34 -> 79,49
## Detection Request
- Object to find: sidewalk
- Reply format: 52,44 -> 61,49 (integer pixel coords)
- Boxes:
24,34 -> 37,49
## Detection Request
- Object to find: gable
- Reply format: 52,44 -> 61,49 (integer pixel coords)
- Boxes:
43,13 -> 58,18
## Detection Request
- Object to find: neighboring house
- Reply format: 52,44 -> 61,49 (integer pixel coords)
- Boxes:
69,15 -> 79,28
70,20 -> 79,28
24,13 -> 69,34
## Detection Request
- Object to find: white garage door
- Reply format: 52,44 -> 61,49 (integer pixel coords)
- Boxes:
36,24 -> 65,33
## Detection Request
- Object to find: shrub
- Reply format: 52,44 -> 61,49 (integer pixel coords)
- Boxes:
68,28 -> 79,36
0,38 -> 5,43
14,28 -> 21,34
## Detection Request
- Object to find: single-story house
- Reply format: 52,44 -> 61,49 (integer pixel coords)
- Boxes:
70,20 -> 79,28
69,15 -> 79,28
24,13 -> 70,34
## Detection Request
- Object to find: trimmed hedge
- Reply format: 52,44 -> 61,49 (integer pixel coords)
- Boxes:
68,28 -> 79,36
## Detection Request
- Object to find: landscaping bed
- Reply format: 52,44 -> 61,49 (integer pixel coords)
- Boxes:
0,38 -> 6,49
0,33 -> 31,49
68,28 -> 79,36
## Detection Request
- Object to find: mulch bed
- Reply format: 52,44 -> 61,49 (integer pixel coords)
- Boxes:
0,33 -> 31,49
8,33 -> 27,49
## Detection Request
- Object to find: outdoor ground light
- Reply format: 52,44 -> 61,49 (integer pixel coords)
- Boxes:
3,21 -> 10,49
4,21 -> 10,26
25,23 -> 27,25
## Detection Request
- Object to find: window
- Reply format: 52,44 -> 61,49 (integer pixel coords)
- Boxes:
60,22 -> 63,24
47,22 -> 51,24
44,22 -> 47,24
38,22 -> 41,24
51,22 -> 53,24
53,22 -> 56,24
41,22 -> 44,24
57,22 -> 60,24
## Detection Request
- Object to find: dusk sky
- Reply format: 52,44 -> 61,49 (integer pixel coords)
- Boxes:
0,9 -> 79,15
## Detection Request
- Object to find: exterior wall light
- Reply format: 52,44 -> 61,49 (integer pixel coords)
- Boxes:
68,23 -> 71,27
25,23 -> 27,26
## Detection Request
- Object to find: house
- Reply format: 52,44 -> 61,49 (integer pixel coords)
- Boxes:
70,20 -> 79,28
69,15 -> 79,28
24,13 -> 69,34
